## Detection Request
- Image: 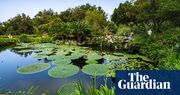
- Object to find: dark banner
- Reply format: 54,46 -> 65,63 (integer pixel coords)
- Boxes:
115,70 -> 180,95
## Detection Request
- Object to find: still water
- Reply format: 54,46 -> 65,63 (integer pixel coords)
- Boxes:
0,48 -> 110,95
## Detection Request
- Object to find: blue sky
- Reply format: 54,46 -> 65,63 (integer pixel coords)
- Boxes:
0,0 -> 127,22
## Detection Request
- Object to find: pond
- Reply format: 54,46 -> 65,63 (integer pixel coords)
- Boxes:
0,43 -> 153,95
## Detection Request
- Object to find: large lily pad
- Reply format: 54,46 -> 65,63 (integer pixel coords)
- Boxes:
37,51 -> 54,55
103,55 -> 120,61
47,54 -> 66,61
53,58 -> 71,65
17,63 -> 50,74
86,52 -> 102,60
137,55 -> 153,62
57,83 -> 78,95
113,52 -> 124,56
82,64 -> 108,76
124,54 -> 138,58
31,43 -> 58,48
85,60 -> 98,64
48,65 -> 79,78
67,52 -> 83,60
33,54 -> 48,59
17,49 -> 33,53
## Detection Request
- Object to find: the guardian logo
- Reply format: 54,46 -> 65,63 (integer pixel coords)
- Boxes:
118,72 -> 171,90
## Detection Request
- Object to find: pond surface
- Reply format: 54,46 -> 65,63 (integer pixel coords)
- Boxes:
0,48 -> 109,95
0,43 -> 153,95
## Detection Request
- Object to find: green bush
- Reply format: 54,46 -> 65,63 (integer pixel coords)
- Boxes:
19,34 -> 31,43
116,25 -> 131,36
0,38 -> 18,46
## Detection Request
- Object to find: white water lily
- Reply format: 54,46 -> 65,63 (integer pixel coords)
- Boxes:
147,29 -> 152,36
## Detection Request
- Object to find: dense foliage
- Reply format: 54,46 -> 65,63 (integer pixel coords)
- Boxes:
0,1 -> 179,70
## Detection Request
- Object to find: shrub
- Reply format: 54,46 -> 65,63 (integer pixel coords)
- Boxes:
19,34 -> 30,43
30,37 -> 53,43
0,38 -> 18,46
116,25 -> 131,36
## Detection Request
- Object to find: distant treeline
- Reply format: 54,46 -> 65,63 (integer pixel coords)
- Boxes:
0,0 -> 179,42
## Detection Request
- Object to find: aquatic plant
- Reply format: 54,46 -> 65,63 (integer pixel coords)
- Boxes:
85,60 -> 98,64
47,54 -> 66,61
17,49 -> 33,53
82,64 -> 108,76
53,58 -> 71,65
33,54 -> 48,59
17,63 -> 50,74
103,54 -> 120,61
57,82 -> 78,95
85,52 -> 102,60
48,64 -> 79,78
57,78 -> 115,95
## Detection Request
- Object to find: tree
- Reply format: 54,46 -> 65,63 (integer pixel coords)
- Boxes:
59,3 -> 106,22
112,0 -> 180,32
111,1 -> 135,25
84,10 -> 107,36
71,21 -> 90,42
3,13 -> 34,35
0,22 -> 5,35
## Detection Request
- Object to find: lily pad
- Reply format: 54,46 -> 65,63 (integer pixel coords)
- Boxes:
14,46 -> 30,49
113,52 -> 124,56
82,64 -> 108,76
17,49 -> 33,53
17,63 -> 50,74
137,55 -> 153,62
85,60 -> 98,64
86,52 -> 102,60
67,52 -> 83,60
47,54 -> 66,61
31,43 -> 58,48
57,83 -> 78,95
48,65 -> 79,78
53,58 -> 71,65
37,51 -> 54,55
56,49 -> 69,55
103,55 -> 120,61
33,54 -> 48,59
124,54 -> 138,58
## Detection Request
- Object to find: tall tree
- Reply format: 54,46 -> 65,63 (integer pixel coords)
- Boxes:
111,0 -> 180,32
3,13 -> 34,35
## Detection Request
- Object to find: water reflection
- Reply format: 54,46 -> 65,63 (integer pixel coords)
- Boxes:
10,49 -> 33,57
0,48 -> 110,95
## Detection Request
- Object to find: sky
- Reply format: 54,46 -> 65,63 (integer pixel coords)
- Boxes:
0,0 -> 127,22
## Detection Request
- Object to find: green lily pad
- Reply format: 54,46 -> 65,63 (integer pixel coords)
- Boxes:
103,55 -> 120,61
17,49 -> 33,53
37,51 -> 54,55
124,54 -> 138,58
113,52 -> 124,56
14,46 -> 30,49
17,63 -> 50,74
86,52 -> 102,60
48,65 -> 79,78
57,83 -> 78,95
137,55 -> 153,62
47,54 -> 66,61
85,60 -> 98,64
31,43 -> 58,48
53,58 -> 71,65
56,50 -> 69,55
15,43 -> 31,49
67,52 -> 83,60
33,54 -> 48,59
82,64 -> 108,76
